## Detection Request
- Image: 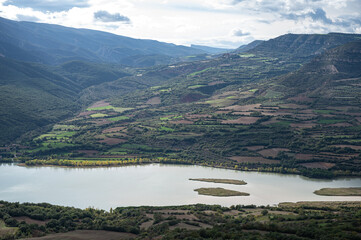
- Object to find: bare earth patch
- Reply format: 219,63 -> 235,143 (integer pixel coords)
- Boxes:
99,138 -> 127,145
230,156 -> 280,164
294,154 -> 316,160
300,162 -> 335,169
258,148 -> 290,158
261,118 -> 280,125
221,117 -> 259,124
24,230 -> 136,240
146,97 -> 161,105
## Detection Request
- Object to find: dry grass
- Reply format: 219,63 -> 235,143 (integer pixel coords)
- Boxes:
314,187 -> 361,196
189,178 -> 247,185
146,97 -> 161,105
194,187 -> 250,197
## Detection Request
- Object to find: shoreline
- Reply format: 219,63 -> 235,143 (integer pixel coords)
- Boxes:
2,160 -> 360,180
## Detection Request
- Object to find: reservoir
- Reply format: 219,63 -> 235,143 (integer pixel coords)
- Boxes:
0,163 -> 360,210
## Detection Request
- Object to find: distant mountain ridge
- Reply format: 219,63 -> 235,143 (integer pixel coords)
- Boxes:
0,17 -> 205,66
249,33 -> 361,60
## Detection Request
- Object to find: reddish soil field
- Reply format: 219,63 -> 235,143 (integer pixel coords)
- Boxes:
88,100 -> 109,108
258,148 -> 290,158
245,146 -> 265,151
221,117 -> 259,124
25,230 -> 136,240
181,93 -> 204,103
229,156 -> 280,164
169,120 -> 194,124
102,127 -> 125,133
261,118 -> 280,125
300,162 -> 335,169
99,138 -> 127,145
14,216 -> 48,226
294,154 -> 316,160
221,104 -> 261,112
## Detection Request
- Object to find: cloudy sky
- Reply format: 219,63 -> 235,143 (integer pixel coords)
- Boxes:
0,0 -> 360,48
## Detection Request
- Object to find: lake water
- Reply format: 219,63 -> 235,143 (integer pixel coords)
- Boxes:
0,163 -> 360,210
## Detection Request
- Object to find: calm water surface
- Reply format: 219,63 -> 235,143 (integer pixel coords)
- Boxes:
0,163 -> 360,210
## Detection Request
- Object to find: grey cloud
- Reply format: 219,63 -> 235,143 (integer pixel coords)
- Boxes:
285,8 -> 333,24
16,14 -> 40,22
94,11 -> 130,23
3,0 -> 89,12
233,29 -> 250,37
284,7 -> 361,30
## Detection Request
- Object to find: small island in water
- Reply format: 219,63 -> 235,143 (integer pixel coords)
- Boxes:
314,187 -> 361,196
189,178 -> 247,185
194,187 -> 250,197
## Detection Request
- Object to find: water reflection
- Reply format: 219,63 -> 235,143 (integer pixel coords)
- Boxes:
0,163 -> 360,209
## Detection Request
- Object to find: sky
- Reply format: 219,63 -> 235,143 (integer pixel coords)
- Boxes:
0,0 -> 360,48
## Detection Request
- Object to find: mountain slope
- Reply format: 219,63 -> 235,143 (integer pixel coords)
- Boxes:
0,17 -> 205,66
249,33 -> 361,61
0,58 -> 131,144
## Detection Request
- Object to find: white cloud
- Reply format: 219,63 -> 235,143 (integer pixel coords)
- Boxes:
0,0 -> 360,48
